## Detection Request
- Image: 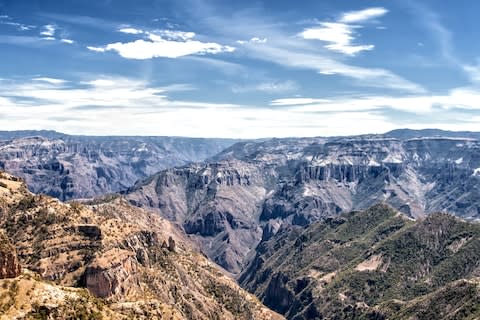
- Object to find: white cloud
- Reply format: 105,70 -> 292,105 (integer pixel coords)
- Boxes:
42,37 -> 56,41
340,7 -> 389,23
301,22 -> 374,55
87,46 -> 106,52
250,37 -> 267,43
273,88 -> 480,114
32,77 -> 68,85
152,30 -> 195,41
40,24 -> 56,37
119,27 -> 144,34
236,37 -> 267,45
60,39 -> 74,44
232,80 -> 298,93
270,98 -> 330,106
1,76 -> 480,138
88,29 -> 235,59
300,7 -> 387,56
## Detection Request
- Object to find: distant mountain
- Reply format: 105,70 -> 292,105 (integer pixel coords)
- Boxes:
125,134 -> 480,274
0,131 -> 238,200
0,171 -> 282,319
239,204 -> 480,319
385,128 -> 480,140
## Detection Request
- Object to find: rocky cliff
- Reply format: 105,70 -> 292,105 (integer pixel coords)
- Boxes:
239,204 -> 480,319
125,134 -> 480,273
0,131 -> 237,200
0,171 -> 283,319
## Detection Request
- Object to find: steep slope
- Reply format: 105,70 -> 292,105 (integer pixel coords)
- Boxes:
0,131 -> 237,200
0,272 -> 127,319
125,135 -> 480,273
239,204 -> 480,319
0,171 -> 282,319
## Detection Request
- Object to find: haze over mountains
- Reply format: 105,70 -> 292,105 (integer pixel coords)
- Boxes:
0,131 -> 237,200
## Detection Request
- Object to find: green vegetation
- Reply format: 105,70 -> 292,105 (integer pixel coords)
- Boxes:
241,204 -> 480,319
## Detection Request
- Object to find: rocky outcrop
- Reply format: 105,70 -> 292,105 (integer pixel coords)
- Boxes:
77,224 -> 102,240
85,249 -> 139,298
0,131 -> 237,200
0,231 -> 21,279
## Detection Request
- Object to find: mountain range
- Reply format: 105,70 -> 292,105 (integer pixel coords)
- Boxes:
0,131 -> 237,200
1,129 -> 480,319
124,131 -> 480,274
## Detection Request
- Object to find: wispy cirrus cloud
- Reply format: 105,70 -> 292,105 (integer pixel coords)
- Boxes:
403,1 -> 480,84
270,98 -> 329,106
245,44 -> 425,93
32,77 -> 68,85
272,87 -> 480,115
87,28 -> 235,59
340,7 -> 388,23
188,3 -> 422,93
300,7 -> 388,56
236,37 -> 267,45
232,80 -> 298,94
0,15 -> 36,31
38,23 -> 75,44
40,24 -> 56,37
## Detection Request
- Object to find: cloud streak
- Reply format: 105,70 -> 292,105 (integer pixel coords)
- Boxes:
190,4 -> 422,93
340,7 -> 388,23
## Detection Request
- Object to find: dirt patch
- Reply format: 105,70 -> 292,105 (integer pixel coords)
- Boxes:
355,254 -> 383,272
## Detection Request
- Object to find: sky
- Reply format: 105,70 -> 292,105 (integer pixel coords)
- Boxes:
0,0 -> 480,138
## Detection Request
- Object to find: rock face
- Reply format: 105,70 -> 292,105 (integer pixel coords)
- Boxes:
0,130 -> 237,200
0,172 -> 283,320
239,204 -> 480,319
125,133 -> 480,273
0,231 -> 21,279
85,249 -> 139,298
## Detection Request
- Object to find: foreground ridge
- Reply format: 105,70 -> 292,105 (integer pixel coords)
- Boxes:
0,171 -> 283,319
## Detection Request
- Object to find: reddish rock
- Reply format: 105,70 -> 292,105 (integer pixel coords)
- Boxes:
85,249 -> 139,298
0,231 -> 21,279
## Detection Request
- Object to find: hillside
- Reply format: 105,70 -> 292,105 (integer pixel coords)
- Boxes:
239,204 -> 480,319
0,131 -> 237,200
0,171 -> 282,319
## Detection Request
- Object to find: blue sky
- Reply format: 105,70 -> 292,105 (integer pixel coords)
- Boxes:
0,0 -> 479,138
